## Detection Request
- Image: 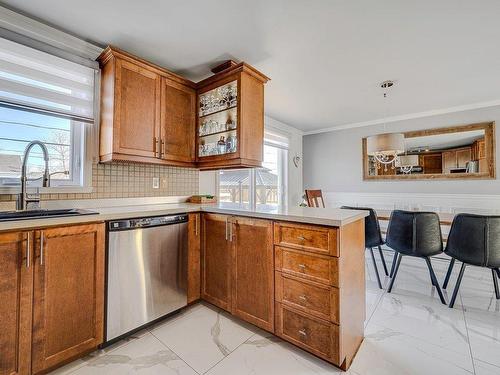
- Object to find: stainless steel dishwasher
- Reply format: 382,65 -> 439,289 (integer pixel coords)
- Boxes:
106,214 -> 188,342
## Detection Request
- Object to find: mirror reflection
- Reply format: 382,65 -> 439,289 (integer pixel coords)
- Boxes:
363,122 -> 494,179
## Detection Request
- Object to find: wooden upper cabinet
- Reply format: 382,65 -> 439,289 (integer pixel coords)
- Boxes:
31,223 -> 105,374
196,65 -> 270,170
160,78 -> 196,164
113,58 -> 161,158
0,232 -> 32,375
231,216 -> 274,332
98,46 -> 197,166
201,214 -> 232,311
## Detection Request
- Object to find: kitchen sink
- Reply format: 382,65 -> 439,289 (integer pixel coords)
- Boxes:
0,208 -> 98,221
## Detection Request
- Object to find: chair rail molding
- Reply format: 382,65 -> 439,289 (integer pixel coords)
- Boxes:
323,191 -> 500,214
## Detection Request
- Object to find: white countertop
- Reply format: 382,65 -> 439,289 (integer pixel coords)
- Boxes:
0,202 -> 368,231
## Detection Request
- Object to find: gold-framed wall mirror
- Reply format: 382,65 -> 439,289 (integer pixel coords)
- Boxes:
362,122 -> 496,180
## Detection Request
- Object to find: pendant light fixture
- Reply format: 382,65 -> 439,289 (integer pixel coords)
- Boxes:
366,80 -> 405,171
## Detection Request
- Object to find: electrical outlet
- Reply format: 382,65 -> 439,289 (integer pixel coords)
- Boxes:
152,177 -> 160,189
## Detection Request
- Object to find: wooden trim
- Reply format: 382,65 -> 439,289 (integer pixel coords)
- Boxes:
363,122 -> 496,180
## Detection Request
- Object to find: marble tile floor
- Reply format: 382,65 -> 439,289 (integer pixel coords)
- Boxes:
50,251 -> 500,375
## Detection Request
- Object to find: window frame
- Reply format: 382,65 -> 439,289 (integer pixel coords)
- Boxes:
216,131 -> 289,210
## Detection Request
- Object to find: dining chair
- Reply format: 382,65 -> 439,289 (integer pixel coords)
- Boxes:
443,214 -> 500,308
305,189 -> 325,208
341,206 -> 389,289
386,210 -> 447,304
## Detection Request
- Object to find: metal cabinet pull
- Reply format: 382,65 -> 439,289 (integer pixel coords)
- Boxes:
160,139 -> 165,159
297,236 -> 306,241
229,217 -> 233,242
299,295 -> 308,303
298,329 -> 307,338
225,216 -> 229,241
40,231 -> 44,266
298,264 -> 306,271
153,137 -> 159,157
195,215 -> 199,236
26,232 -> 31,268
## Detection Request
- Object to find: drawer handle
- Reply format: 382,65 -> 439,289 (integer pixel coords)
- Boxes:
298,264 -> 306,271
297,236 -> 306,241
299,295 -> 308,303
298,329 -> 307,338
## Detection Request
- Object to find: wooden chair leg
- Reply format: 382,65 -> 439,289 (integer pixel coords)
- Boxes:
387,253 -> 402,293
449,263 -> 466,308
492,269 -> 500,300
425,257 -> 447,305
369,247 -> 383,289
443,258 -> 455,289
390,251 -> 398,278
378,245 -> 389,276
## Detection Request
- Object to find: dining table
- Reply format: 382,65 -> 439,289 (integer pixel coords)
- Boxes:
375,209 -> 455,226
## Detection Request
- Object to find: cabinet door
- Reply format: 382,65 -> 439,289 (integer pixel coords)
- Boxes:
187,213 -> 201,304
0,232 -> 32,375
422,154 -> 442,174
456,148 -> 471,168
442,151 -> 456,173
232,217 -> 274,331
114,58 -> 161,158
31,224 -> 105,374
160,78 -> 196,163
201,214 -> 232,311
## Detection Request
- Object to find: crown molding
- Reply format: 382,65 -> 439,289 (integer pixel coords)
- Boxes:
0,5 -> 103,60
304,99 -> 500,135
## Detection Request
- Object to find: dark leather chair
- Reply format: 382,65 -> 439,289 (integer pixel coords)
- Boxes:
341,206 -> 388,289
443,214 -> 500,308
386,210 -> 446,304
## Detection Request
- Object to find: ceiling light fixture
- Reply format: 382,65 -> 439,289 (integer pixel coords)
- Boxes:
366,80 -> 405,172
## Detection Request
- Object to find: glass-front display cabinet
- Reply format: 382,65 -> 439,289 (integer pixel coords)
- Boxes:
196,63 -> 270,170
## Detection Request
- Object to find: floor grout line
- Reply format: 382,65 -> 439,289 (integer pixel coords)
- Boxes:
199,331 -> 259,374
148,329 -> 202,375
460,293 -> 477,375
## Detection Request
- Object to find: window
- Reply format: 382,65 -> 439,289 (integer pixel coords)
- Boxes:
0,37 -> 95,188
217,129 -> 289,210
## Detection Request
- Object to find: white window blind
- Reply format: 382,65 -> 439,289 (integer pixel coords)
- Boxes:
0,37 -> 95,123
264,129 -> 290,150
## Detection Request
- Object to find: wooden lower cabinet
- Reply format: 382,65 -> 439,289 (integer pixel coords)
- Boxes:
201,214 -> 274,331
274,219 -> 365,371
201,214 -> 232,311
0,232 -> 32,375
275,303 -> 340,365
187,213 -> 201,304
0,223 -> 105,375
231,217 -> 274,331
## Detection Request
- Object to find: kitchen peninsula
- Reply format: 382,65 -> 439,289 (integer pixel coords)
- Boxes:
1,203 -> 367,372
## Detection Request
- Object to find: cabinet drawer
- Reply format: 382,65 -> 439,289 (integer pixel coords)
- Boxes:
275,246 -> 338,286
273,222 -> 338,256
275,272 -> 339,324
275,303 -> 340,365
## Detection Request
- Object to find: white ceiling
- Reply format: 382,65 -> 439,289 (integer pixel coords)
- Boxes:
3,0 -> 500,132
405,129 -> 484,151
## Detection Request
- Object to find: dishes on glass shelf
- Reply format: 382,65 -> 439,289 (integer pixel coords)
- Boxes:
199,81 -> 237,116
226,134 -> 237,153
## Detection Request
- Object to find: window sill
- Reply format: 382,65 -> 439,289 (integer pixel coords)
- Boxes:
0,186 -> 94,194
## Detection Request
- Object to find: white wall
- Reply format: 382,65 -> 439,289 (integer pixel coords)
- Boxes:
199,115 -> 303,207
303,105 -> 500,211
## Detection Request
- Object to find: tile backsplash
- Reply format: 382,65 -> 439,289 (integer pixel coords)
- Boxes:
0,162 -> 199,202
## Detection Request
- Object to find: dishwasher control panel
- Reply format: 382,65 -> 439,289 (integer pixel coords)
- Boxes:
108,214 -> 188,231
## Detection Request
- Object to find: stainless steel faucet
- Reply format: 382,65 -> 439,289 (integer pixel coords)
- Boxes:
17,140 -> 50,211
